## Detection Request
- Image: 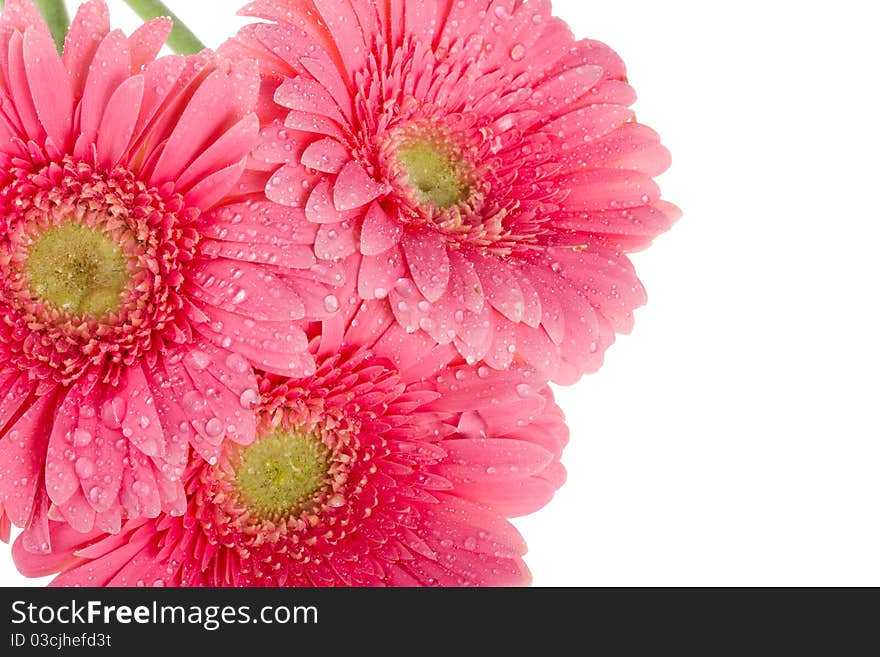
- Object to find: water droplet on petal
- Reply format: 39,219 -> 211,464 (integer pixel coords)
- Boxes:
101,397 -> 127,429
182,391 -> 206,414
185,349 -> 211,371
225,352 -> 250,374
239,388 -> 259,408
75,457 -> 95,479
323,295 -> 340,313
205,417 -> 225,438
72,428 -> 93,447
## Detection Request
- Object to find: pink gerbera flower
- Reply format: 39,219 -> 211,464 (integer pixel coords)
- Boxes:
226,0 -> 680,384
13,292 -> 568,586
0,0 -> 325,549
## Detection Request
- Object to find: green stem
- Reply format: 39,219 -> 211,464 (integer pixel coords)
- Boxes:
34,0 -> 70,54
123,0 -> 206,55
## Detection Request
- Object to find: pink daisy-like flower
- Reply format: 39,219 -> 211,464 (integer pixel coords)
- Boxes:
0,0 -> 325,550
13,291 -> 568,586
226,0 -> 680,384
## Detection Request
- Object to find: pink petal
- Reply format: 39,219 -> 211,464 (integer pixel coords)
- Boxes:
456,477 -> 558,518
360,202 -> 402,256
177,113 -> 259,191
448,251 -> 485,313
299,55 -> 352,117
514,323 -> 561,382
0,393 -> 54,526
0,371 -> 34,429
544,104 -> 634,146
254,120 -> 311,165
284,108 -> 346,140
274,75 -> 344,121
45,388 -> 84,507
186,258 -> 306,321
200,238 -> 316,270
20,487 -> 50,554
402,230 -> 450,303
56,489 -> 95,534
311,0 -> 369,79
471,256 -> 525,323
437,439 -> 554,483
306,178 -> 350,224
119,366 -> 167,460
183,158 -> 247,210
560,169 -> 660,211
6,32 -> 43,141
483,313 -> 517,370
1,0 -> 51,35
79,30 -> 131,145
358,248 -> 406,300
301,136 -> 349,173
453,305 -> 494,364
333,160 -> 387,211
151,69 -> 241,183
96,74 -> 144,169
128,17 -> 172,72
51,533 -> 153,587
402,0 -> 446,42
531,63 -> 604,115
315,221 -> 359,260
200,201 -> 318,246
422,494 -> 526,559
23,26 -> 72,147
267,163 -> 321,207
194,303 -> 312,377
62,0 -> 110,99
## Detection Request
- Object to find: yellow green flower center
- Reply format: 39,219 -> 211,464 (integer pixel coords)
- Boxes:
398,141 -> 469,210
25,222 -> 130,318
235,427 -> 330,518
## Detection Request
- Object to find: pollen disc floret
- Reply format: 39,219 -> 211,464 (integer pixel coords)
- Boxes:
397,139 -> 468,210
233,427 -> 333,520
25,222 -> 130,318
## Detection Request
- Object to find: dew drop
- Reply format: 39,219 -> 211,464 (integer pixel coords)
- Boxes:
101,397 -> 127,429
72,428 -> 93,447
239,388 -> 259,408
185,349 -> 211,371
225,352 -> 250,374
75,457 -> 94,479
323,294 -> 340,313
182,391 -> 206,414
205,417 -> 225,438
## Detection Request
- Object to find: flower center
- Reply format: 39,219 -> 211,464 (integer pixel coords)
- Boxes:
235,427 -> 330,519
25,222 -> 130,318
398,139 -> 469,210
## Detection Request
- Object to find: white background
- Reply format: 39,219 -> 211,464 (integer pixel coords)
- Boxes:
3,0 -> 879,587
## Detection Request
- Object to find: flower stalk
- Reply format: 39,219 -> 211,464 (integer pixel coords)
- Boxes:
34,0 -> 70,53
122,0 -> 205,54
